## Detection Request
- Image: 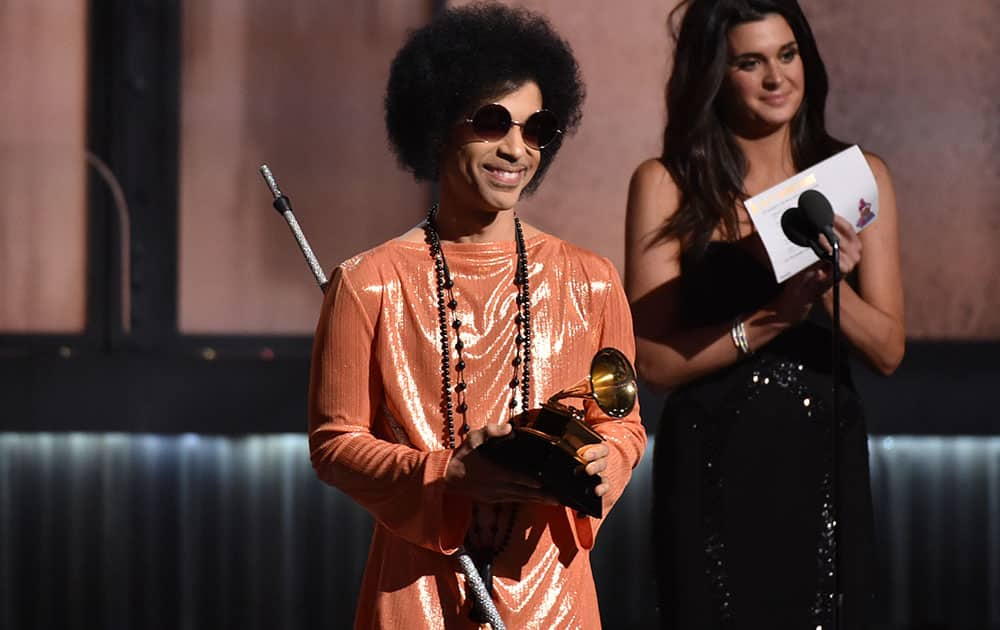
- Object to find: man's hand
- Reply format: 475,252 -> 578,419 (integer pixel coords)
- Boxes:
445,422 -> 558,505
577,442 -> 611,498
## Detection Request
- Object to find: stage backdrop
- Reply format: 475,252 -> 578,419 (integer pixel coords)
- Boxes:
163,0 -> 1000,338
0,3 -> 87,334
1,1 -> 995,338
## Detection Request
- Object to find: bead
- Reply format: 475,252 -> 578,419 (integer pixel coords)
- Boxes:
457,402 -> 467,413
456,360 -> 466,371
452,319 -> 462,329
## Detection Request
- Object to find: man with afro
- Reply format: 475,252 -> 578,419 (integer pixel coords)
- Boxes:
308,4 -> 646,627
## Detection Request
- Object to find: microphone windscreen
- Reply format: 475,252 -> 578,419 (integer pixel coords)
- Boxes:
798,189 -> 834,231
781,207 -> 811,247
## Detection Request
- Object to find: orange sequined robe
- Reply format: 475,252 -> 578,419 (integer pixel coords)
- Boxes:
308,231 -> 646,629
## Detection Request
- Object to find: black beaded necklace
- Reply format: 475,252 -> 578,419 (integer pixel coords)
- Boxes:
423,204 -> 533,446
423,203 -> 532,606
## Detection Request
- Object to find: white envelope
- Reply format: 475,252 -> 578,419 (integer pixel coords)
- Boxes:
744,145 -> 878,283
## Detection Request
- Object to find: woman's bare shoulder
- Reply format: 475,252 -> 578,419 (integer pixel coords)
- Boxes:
861,150 -> 892,181
628,158 -> 681,221
630,157 -> 673,189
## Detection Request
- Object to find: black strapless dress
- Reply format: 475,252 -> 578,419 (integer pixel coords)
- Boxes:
653,242 -> 875,629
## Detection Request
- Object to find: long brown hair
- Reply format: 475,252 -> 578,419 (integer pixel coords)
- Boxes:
659,0 -> 847,254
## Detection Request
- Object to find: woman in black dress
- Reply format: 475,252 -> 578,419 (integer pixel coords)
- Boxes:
624,0 -> 905,627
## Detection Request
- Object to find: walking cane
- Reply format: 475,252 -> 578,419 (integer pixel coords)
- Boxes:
258,164 -> 506,630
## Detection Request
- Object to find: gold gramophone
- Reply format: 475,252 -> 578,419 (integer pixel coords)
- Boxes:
476,347 -> 638,518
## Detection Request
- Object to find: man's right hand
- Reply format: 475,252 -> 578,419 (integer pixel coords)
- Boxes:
444,421 -> 558,505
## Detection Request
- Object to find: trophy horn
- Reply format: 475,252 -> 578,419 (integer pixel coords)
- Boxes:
548,347 -> 637,418
490,347 -> 636,518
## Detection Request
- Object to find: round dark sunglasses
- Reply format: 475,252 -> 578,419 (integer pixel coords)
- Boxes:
464,103 -> 563,150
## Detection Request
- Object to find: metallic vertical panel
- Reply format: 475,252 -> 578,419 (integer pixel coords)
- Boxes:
134,436 -> 157,628
66,434 -> 96,630
0,435 -> 15,630
99,434 -> 133,630
868,436 -> 1000,627
278,437 -> 306,630
989,439 -> 1000,624
2,433 -> 998,627
243,437 -> 264,630
217,438 -> 236,628
871,436 -> 912,622
35,434 -> 57,630
920,438 -> 946,619
954,438 -> 982,626
178,434 -> 201,630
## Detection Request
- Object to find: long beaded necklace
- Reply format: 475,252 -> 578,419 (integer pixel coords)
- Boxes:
423,203 -> 532,609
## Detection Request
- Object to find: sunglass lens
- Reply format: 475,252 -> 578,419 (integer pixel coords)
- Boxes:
471,104 -> 511,141
524,110 -> 560,149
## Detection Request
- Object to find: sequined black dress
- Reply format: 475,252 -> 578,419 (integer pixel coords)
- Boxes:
653,241 -> 875,629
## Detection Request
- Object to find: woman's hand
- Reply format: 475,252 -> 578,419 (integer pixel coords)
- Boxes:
445,421 -> 558,505
774,214 -> 863,324
771,263 -> 833,324
818,214 -> 863,278
577,443 -> 611,498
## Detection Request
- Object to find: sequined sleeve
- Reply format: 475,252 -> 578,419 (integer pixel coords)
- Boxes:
307,266 -> 471,555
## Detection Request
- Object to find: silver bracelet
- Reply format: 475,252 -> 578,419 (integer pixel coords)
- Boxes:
730,317 -> 751,356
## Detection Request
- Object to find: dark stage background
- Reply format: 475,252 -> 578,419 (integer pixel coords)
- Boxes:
1,1 -> 998,629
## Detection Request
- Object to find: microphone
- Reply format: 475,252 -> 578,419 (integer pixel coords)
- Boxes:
798,189 -> 838,248
781,205 -> 819,256
780,189 -> 837,260
781,206 -> 827,259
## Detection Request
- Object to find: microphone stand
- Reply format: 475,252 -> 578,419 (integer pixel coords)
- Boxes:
258,164 -> 507,630
828,241 -> 842,630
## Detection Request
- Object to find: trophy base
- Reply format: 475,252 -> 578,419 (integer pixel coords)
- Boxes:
476,403 -> 603,518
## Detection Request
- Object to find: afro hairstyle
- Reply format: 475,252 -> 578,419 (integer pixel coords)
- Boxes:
384,2 -> 585,195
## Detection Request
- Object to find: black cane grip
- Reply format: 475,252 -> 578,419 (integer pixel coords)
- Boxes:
272,195 -> 292,215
